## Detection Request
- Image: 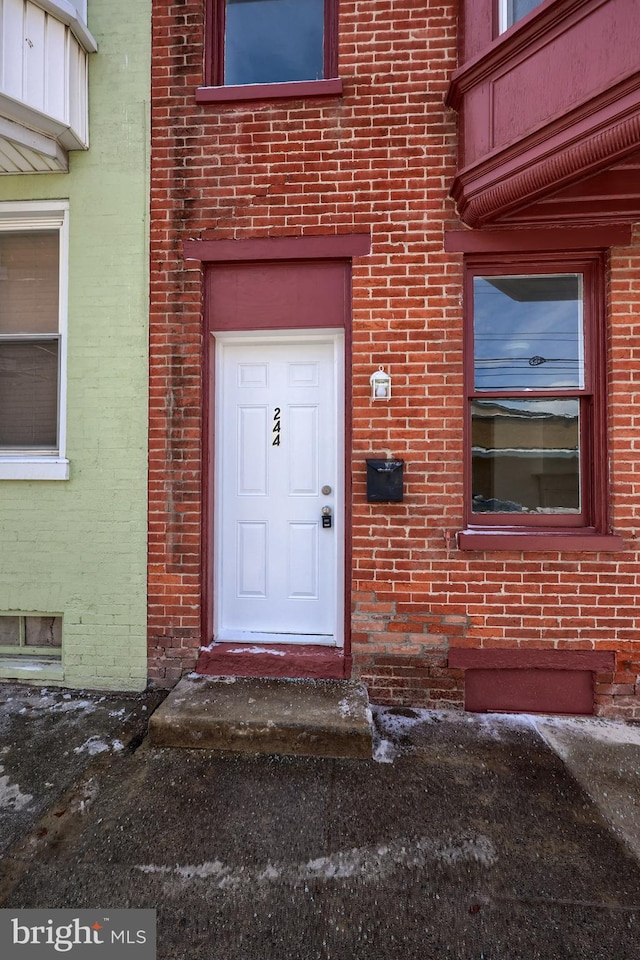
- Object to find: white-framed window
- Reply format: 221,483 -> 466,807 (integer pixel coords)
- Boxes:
498,0 -> 545,33
0,200 -> 69,480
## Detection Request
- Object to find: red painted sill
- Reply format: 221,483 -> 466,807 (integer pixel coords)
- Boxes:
196,78 -> 343,104
458,529 -> 624,552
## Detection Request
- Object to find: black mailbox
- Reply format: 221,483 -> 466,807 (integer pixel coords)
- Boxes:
366,458 -> 404,503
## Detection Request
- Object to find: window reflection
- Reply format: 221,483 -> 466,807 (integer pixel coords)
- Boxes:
473,274 -> 583,391
225,0 -> 325,85
471,398 -> 580,514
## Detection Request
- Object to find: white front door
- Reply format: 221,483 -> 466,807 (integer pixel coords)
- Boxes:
215,334 -> 343,646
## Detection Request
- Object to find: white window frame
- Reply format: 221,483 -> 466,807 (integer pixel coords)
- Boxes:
0,200 -> 69,481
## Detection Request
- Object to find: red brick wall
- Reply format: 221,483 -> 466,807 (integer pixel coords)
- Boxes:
149,0 -> 640,719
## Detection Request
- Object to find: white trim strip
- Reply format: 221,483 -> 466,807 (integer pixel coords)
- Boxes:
0,459 -> 69,480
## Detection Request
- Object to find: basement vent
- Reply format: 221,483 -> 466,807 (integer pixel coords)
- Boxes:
0,614 -> 62,658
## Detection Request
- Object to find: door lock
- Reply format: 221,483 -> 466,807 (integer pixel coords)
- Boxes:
321,505 -> 332,529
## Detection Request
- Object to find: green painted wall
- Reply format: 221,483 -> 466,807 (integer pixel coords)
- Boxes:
0,1 -> 150,690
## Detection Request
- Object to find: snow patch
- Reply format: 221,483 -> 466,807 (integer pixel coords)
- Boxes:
228,646 -> 287,656
535,716 -> 640,748
73,736 -> 122,756
372,737 -> 397,764
135,834 -> 496,891
187,673 -> 236,684
338,696 -> 356,718
0,765 -> 32,810
51,699 -> 97,714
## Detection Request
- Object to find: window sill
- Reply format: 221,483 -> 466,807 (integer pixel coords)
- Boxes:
0,656 -> 63,682
196,78 -> 343,104
0,458 -> 69,481
457,529 -> 625,552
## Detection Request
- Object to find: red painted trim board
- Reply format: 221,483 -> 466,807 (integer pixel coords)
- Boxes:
449,648 -> 615,671
197,644 -> 349,680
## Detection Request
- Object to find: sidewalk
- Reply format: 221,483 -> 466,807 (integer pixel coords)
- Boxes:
1,682 -> 639,959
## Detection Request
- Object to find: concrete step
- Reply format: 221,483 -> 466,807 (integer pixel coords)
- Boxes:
148,675 -> 373,760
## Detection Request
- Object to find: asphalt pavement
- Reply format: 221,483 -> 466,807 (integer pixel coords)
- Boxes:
1,682 -> 640,959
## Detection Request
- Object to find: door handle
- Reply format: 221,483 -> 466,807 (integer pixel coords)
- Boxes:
321,505 -> 332,529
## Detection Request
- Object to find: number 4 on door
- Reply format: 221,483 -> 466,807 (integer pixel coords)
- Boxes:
272,407 -> 281,446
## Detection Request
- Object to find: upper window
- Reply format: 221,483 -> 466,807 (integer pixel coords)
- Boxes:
208,0 -> 338,87
499,0 -> 545,32
0,202 -> 68,480
464,254 -> 609,539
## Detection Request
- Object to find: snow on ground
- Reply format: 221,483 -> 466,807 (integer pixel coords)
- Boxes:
228,646 -> 287,656
136,833 -> 497,891
534,715 -> 640,748
371,705 -> 440,763
0,765 -> 33,810
73,736 -> 124,756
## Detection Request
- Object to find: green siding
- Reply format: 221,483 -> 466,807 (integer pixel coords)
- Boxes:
0,1 -> 150,690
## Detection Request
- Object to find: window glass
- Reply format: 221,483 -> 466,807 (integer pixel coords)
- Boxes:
0,615 -> 62,653
473,274 -> 584,391
471,398 -> 580,515
502,0 -> 545,30
0,232 -> 59,334
25,616 -> 62,647
0,229 -> 60,452
225,0 -> 325,85
0,617 -> 20,646
0,341 -> 59,449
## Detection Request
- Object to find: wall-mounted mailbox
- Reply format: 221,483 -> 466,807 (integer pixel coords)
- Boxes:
366,458 -> 404,503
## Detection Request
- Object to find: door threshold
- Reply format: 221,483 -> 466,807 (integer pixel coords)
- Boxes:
196,642 -> 349,681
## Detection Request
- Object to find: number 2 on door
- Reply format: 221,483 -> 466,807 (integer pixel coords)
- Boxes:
272,407 -> 281,446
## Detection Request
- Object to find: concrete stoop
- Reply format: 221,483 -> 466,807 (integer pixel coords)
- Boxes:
148,675 -> 373,759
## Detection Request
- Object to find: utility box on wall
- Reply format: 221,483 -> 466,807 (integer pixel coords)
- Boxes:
366,459 -> 404,503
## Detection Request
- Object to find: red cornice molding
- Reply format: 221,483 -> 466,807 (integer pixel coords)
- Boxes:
451,89 -> 640,227
184,234 -> 372,263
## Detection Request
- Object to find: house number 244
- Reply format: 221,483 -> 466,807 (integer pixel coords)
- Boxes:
272,408 -> 281,446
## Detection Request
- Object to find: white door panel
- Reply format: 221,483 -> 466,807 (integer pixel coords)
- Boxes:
215,336 -> 342,646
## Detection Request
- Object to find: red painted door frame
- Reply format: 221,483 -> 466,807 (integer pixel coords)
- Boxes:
185,234 -> 371,679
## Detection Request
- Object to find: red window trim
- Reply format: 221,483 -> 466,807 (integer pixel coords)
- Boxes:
196,78 -> 342,105
460,249 -> 623,552
203,0 -> 340,91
